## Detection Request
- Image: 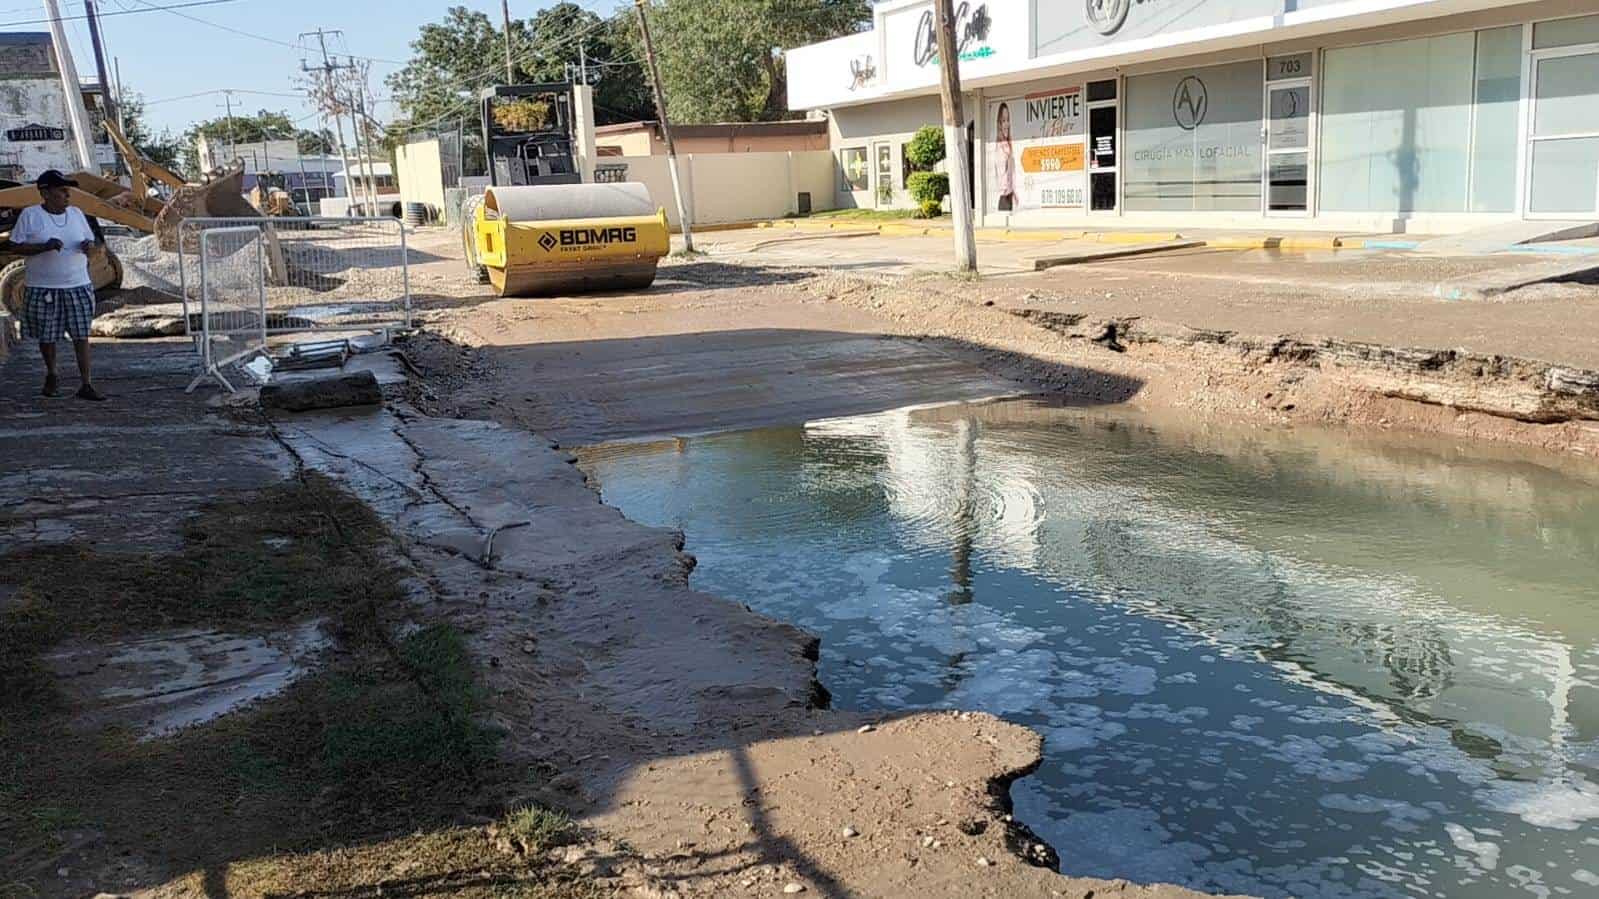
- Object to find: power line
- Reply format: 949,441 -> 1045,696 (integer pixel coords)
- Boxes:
145,87 -> 303,105
395,8 -> 623,135
120,0 -> 406,65
0,0 -> 238,27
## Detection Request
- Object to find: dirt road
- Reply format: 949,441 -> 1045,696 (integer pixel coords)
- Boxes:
409,226 -> 1599,457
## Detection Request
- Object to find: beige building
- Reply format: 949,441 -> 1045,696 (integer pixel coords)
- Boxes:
594,120 -> 828,157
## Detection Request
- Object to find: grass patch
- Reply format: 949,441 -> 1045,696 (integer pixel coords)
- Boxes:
502,805 -> 578,854
178,826 -> 604,898
0,475 -> 510,894
0,474 -> 397,700
802,207 -> 936,222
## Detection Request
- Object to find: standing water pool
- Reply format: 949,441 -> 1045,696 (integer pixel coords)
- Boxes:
579,398 -> 1599,899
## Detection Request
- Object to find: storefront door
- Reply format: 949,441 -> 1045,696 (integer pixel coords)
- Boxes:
1525,18 -> 1599,218
1264,55 -> 1313,215
1087,79 -> 1118,213
872,141 -> 895,208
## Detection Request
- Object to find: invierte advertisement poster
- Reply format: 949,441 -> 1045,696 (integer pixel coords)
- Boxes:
988,86 -> 1085,212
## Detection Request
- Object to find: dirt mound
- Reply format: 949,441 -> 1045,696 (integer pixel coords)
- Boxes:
154,169 -> 263,252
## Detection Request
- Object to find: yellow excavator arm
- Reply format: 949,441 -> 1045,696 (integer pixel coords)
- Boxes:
102,118 -> 186,212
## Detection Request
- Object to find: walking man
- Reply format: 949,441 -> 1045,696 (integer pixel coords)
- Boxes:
8,170 -> 106,400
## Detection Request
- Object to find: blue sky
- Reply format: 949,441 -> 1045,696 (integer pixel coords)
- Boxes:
1,0 -> 617,137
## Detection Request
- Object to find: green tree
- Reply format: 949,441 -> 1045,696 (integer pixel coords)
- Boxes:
386,3 -> 652,147
622,0 -> 871,123
116,91 -> 185,172
178,110 -> 332,177
905,126 -> 945,171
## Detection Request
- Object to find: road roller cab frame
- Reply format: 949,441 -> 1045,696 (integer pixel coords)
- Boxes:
480,82 -> 582,188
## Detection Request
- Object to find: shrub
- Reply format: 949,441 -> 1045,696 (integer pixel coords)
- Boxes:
905,126 -> 946,170
907,171 -> 949,218
501,805 -> 577,852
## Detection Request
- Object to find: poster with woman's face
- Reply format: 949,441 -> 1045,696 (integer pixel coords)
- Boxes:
987,86 -> 1086,212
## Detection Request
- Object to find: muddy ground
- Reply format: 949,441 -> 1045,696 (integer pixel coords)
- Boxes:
404,227 -> 1599,456
8,224 -> 1597,898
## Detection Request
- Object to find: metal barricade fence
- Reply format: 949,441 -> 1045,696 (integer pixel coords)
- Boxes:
191,226 -> 267,393
176,216 -> 413,390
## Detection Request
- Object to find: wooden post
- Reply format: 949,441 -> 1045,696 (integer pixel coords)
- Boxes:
634,0 -> 696,253
501,0 -> 516,84
933,0 -> 976,273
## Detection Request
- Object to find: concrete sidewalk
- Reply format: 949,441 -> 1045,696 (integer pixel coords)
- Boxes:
0,338 -> 292,554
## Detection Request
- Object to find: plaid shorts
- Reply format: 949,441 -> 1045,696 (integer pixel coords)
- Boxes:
22,285 -> 96,343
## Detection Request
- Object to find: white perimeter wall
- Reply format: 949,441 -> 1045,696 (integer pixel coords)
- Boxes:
616,150 -> 838,227
395,138 -> 447,214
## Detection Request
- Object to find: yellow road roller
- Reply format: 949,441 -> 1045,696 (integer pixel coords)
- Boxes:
472,182 -> 670,297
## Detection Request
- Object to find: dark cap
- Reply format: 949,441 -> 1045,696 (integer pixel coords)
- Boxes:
35,170 -> 78,189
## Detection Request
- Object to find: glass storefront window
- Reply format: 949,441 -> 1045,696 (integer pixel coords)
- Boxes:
841,147 -> 868,192
1123,61 -> 1264,212
1319,32 -> 1475,213
1470,26 -> 1523,213
1532,14 -> 1599,50
1533,52 -> 1599,137
1529,138 -> 1599,214
1268,85 -> 1310,151
1268,154 -> 1309,211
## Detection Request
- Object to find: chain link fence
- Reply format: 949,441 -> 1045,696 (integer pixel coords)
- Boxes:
190,226 -> 267,393
165,216 -> 413,392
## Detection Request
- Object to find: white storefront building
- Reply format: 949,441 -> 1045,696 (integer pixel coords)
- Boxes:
786,1 -> 1599,233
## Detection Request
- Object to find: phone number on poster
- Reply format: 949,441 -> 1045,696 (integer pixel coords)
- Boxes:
1041,188 -> 1083,206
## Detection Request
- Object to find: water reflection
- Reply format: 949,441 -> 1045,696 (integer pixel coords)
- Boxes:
581,399 -> 1599,899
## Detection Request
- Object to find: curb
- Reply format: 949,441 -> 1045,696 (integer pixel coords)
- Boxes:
1032,240 -> 1206,271
1203,235 -> 1352,250
677,220 -> 768,235
1089,231 -> 1183,244
756,219 -> 1420,253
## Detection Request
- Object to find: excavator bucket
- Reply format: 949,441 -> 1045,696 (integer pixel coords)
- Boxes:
154,168 -> 264,252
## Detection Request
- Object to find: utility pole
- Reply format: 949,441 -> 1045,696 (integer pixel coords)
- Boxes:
634,0 -> 694,253
501,0 -> 516,84
933,0 -> 976,272
221,89 -> 237,167
113,56 -> 125,132
82,0 -> 117,176
353,79 -> 382,214
301,29 -> 358,211
41,0 -> 97,172
82,0 -> 119,176
578,42 -> 587,85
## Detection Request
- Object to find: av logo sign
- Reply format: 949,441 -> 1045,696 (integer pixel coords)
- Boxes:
1172,76 -> 1208,130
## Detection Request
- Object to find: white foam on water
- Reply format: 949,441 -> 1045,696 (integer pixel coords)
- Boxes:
1505,864 -> 1551,899
1478,777 -> 1599,830
1445,822 -> 1501,872
1571,869 -> 1599,886
1318,793 -> 1433,832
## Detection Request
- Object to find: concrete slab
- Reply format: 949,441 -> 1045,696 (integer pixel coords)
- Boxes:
1032,239 -> 1205,270
42,619 -> 330,739
1433,255 -> 1599,300
1413,220 -> 1599,256
0,339 -> 294,552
